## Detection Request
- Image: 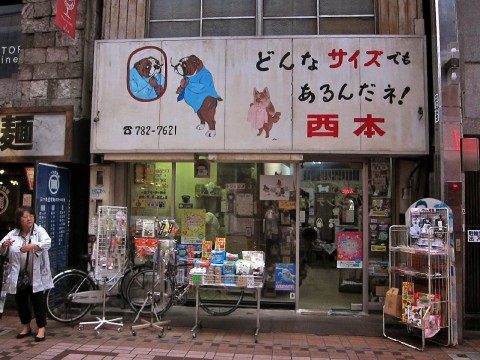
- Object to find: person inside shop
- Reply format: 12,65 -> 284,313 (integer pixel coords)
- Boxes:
0,206 -> 54,342
205,211 -> 220,241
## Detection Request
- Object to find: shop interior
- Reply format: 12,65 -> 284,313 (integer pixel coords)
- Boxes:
127,159 -> 391,311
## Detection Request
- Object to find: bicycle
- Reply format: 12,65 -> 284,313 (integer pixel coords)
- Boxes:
126,248 -> 245,317
45,237 -> 149,324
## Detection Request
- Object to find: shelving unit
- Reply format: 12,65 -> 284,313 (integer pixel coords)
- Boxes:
383,207 -> 452,351
367,158 -> 392,311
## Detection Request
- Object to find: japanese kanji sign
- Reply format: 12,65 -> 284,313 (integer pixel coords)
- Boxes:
92,36 -> 427,155
0,113 -> 67,157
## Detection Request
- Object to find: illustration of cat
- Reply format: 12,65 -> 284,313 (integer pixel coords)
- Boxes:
247,87 -> 281,138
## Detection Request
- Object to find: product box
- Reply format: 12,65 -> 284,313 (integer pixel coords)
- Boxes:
407,305 -> 423,327
384,288 -> 402,317
401,282 -> 415,323
202,240 -> 212,259
414,292 -> 441,314
215,237 -> 226,250
210,250 -> 226,264
236,275 -> 248,287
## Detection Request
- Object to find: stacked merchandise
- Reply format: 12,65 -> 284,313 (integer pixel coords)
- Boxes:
188,237 -> 265,288
133,219 -> 178,266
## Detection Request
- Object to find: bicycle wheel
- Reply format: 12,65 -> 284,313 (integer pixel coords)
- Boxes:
199,287 -> 244,316
119,264 -> 150,302
46,269 -> 97,323
126,269 -> 175,316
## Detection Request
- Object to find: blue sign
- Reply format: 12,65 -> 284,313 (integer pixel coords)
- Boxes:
35,163 -> 70,275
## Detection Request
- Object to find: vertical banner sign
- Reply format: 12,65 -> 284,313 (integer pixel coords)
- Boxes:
35,163 -> 70,275
55,0 -> 77,39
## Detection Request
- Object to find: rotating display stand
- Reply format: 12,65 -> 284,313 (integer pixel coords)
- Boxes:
79,206 -> 127,334
131,219 -> 177,337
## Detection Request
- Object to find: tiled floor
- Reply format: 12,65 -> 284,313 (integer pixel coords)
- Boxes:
0,307 -> 479,359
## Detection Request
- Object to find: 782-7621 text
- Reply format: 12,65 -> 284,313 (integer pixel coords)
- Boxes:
123,125 -> 177,136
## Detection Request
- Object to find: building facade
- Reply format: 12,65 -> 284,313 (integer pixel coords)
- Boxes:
2,0 -> 478,343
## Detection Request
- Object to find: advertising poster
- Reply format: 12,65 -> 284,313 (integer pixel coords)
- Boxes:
336,231 -> 363,269
260,175 -> 294,200
180,208 -> 206,244
274,263 -> 296,291
35,162 -> 70,275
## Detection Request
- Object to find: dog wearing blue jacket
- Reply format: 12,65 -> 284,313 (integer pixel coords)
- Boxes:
129,56 -> 165,100
173,55 -> 222,137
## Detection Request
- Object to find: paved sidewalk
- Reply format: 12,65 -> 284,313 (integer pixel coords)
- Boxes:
0,306 -> 479,359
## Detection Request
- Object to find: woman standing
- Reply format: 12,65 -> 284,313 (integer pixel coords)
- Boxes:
0,206 -> 54,342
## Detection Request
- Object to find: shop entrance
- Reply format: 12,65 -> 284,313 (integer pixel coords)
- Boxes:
298,162 -> 363,311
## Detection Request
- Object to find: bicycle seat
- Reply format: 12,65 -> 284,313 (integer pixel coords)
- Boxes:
80,254 -> 91,262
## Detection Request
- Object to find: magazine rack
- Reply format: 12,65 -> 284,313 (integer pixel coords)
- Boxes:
79,206 -> 127,334
383,207 -> 452,350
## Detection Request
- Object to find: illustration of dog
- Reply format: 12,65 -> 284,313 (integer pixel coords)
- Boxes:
172,55 -> 222,137
129,56 -> 165,100
247,87 -> 281,138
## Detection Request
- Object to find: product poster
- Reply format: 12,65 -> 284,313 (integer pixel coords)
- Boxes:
274,263 -> 296,291
259,175 -> 294,200
336,231 -> 363,269
180,208 -> 206,244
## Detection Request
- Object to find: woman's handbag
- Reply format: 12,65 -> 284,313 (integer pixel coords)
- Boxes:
17,238 -> 31,291
17,268 -> 31,291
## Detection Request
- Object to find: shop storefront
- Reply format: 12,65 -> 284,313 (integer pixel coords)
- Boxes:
0,107 -> 90,273
90,36 -> 428,312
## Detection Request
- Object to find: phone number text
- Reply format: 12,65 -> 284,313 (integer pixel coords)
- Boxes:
123,126 -> 177,136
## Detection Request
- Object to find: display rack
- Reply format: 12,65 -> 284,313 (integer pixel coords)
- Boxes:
79,206 -> 127,334
383,207 -> 452,351
190,274 -> 264,343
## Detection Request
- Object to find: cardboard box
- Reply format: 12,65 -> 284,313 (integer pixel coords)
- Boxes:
384,288 -> 402,317
376,286 -> 389,297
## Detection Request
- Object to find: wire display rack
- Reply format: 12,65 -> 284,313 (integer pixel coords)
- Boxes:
79,206 -> 127,334
383,206 -> 452,351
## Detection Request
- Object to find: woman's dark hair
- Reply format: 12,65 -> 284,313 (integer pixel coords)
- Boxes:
14,206 -> 35,229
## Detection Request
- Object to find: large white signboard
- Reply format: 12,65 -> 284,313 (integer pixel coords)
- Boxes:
91,36 -> 427,155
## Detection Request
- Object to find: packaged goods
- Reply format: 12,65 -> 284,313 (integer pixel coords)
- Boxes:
236,259 -> 251,275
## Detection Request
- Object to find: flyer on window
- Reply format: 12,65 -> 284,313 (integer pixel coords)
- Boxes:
336,231 -> 363,269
